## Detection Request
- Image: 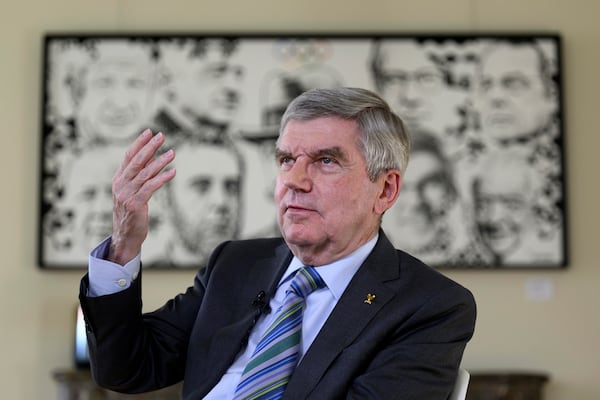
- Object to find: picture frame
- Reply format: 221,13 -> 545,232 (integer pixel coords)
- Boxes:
39,32 -> 567,269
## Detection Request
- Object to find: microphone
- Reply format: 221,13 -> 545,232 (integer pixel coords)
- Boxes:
241,290 -> 271,349
252,290 -> 271,314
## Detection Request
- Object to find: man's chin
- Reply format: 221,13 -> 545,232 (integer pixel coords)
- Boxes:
281,226 -> 321,248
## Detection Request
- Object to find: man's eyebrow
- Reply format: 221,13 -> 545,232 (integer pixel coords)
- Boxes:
308,147 -> 348,162
274,147 -> 349,162
274,148 -> 291,160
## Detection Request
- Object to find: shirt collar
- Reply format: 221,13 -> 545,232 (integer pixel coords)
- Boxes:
280,234 -> 379,300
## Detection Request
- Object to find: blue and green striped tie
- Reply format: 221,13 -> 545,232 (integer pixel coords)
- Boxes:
233,266 -> 326,400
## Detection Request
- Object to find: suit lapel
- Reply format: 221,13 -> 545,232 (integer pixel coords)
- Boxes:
243,241 -> 293,299
285,232 -> 401,398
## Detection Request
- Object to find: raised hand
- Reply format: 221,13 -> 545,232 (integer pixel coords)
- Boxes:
109,129 -> 176,265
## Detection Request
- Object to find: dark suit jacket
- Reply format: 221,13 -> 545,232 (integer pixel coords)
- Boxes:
79,231 -> 476,399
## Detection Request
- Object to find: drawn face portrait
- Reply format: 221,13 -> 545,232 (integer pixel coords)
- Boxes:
473,156 -> 535,258
373,41 -> 465,134
168,144 -> 242,259
75,44 -> 156,145
478,43 -> 556,142
383,146 -> 456,253
167,40 -> 244,128
61,149 -> 118,255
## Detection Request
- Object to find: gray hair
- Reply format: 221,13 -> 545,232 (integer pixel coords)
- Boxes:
278,87 -> 410,180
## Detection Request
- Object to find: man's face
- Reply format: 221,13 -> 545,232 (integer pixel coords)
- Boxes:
473,171 -> 531,257
169,145 -> 241,255
383,150 -> 454,252
478,44 -> 555,141
172,42 -> 243,127
374,41 -> 464,133
274,117 -> 388,264
63,151 -> 117,253
77,59 -> 155,143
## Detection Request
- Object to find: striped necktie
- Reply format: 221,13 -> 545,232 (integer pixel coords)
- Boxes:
233,266 -> 326,400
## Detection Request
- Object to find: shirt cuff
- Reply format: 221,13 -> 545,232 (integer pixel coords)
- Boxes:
88,236 -> 141,297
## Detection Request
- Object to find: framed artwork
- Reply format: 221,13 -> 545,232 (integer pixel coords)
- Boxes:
39,32 -> 567,269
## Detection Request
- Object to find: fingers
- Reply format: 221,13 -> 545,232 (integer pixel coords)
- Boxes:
120,130 -> 167,183
131,150 -> 177,206
114,130 -> 174,194
112,129 -> 176,225
118,128 -> 153,174
108,130 -> 176,265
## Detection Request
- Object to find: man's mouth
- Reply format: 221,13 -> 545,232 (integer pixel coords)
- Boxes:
285,204 -> 315,215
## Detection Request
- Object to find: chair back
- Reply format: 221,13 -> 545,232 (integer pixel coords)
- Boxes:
449,368 -> 470,400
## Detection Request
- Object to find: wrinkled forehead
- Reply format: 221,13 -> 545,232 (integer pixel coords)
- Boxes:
85,58 -> 153,79
175,145 -> 240,171
277,117 -> 361,151
377,41 -> 438,71
479,166 -> 533,197
482,44 -> 541,75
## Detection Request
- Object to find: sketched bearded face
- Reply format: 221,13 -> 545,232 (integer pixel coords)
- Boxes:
168,144 -> 242,256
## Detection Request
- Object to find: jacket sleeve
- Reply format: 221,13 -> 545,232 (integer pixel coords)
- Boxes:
77,239 -> 235,394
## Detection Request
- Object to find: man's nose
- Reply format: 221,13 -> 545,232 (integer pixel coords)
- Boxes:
208,185 -> 228,206
282,160 -> 312,192
485,84 -> 509,107
399,84 -> 423,108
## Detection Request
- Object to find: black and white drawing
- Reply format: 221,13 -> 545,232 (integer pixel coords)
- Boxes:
39,33 -> 567,269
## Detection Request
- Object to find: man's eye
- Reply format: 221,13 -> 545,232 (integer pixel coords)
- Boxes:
382,73 -> 408,86
503,76 -> 530,92
224,179 -> 241,195
190,179 -> 211,194
128,77 -> 147,89
480,77 -> 492,92
92,77 -> 114,89
278,156 -> 293,165
320,157 -> 334,165
416,71 -> 442,88
79,188 -> 97,201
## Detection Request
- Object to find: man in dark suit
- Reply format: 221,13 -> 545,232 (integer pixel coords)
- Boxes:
80,87 -> 476,399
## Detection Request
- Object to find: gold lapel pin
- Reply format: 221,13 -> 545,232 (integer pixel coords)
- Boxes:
364,293 -> 376,305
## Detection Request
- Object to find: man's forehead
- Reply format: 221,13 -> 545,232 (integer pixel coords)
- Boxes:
483,46 -> 540,72
277,127 -> 360,156
178,145 -> 237,162
379,43 -> 436,69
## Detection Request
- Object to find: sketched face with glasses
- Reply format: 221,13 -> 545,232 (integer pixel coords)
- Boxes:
372,41 -> 465,135
373,41 -> 443,126
383,133 -> 457,253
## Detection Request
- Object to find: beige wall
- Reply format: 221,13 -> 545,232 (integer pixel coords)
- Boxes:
1,0 -> 599,398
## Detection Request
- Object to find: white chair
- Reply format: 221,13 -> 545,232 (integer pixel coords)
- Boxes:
449,368 -> 470,400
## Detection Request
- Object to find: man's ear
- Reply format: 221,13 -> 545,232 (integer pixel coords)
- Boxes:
374,169 -> 402,215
